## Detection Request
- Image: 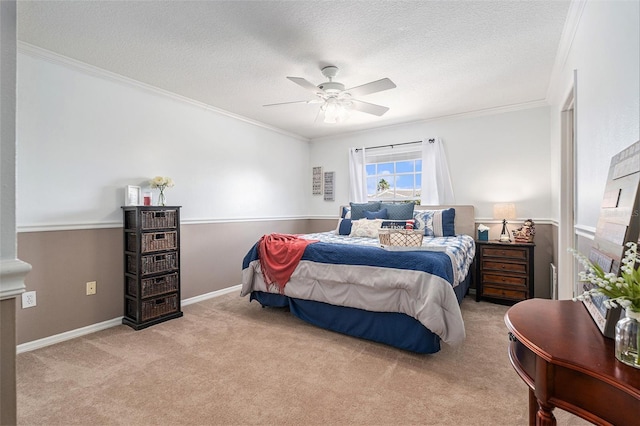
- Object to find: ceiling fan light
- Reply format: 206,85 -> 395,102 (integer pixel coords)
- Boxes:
323,101 -> 351,124
323,101 -> 340,123
337,107 -> 351,122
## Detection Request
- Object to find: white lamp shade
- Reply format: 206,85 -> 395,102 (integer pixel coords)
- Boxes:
493,203 -> 516,220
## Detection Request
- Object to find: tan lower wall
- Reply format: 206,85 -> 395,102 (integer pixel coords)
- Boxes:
1,298 -> 17,424
16,219 -> 314,345
180,220 -> 312,299
16,217 -> 552,346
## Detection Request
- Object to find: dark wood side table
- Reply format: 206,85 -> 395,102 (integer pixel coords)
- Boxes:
505,299 -> 640,426
476,240 -> 534,304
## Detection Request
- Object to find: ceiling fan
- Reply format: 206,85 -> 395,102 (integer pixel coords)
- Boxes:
264,66 -> 396,123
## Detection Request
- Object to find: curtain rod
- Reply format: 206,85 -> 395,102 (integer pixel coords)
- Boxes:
354,139 -> 434,152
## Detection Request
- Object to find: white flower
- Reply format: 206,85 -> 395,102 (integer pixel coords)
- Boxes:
570,242 -> 640,313
149,176 -> 175,190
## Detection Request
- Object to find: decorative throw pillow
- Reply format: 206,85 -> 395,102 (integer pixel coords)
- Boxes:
335,218 -> 353,235
350,202 -> 381,220
381,219 -> 415,230
349,219 -> 384,238
413,208 -> 456,237
341,206 -> 351,219
364,208 -> 388,220
381,203 -> 415,220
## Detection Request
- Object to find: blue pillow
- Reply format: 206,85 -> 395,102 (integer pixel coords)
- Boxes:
364,208 -> 388,219
350,202 -> 381,220
341,206 -> 351,219
381,203 -> 415,220
413,208 -> 456,237
337,219 -> 353,235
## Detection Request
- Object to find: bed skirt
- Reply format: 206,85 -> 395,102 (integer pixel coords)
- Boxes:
249,272 -> 472,354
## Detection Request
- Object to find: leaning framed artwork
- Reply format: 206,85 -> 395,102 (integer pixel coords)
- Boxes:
580,140 -> 639,338
125,185 -> 142,206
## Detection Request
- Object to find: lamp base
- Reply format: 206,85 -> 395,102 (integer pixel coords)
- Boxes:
499,219 -> 511,242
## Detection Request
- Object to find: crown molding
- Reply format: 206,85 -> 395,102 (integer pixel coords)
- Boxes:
546,0 -> 587,103
311,99 -> 549,142
17,42 -> 309,142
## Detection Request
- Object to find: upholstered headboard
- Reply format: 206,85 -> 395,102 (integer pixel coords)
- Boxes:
340,204 -> 476,237
417,205 -> 475,237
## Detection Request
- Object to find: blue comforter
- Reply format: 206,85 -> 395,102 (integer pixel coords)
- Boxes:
241,232 -> 475,346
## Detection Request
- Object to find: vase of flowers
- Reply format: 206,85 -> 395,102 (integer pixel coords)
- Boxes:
571,242 -> 640,369
149,176 -> 174,206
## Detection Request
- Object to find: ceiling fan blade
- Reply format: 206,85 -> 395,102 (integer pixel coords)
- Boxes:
350,99 -> 390,116
263,100 -> 318,107
286,77 -> 325,95
346,78 -> 396,97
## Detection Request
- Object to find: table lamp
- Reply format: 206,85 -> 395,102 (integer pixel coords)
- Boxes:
493,203 -> 516,242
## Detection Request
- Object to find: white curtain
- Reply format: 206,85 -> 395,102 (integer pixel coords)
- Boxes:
421,138 -> 455,205
348,147 -> 367,202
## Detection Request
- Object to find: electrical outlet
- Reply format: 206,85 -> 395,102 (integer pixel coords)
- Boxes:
22,291 -> 37,308
86,281 -> 97,295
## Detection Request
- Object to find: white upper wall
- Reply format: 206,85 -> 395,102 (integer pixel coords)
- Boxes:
309,106 -> 551,221
549,0 -> 639,228
1,0 -> 17,258
16,50 -> 310,229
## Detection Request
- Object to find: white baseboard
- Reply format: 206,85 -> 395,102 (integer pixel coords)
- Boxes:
17,284 -> 243,354
181,284 -> 242,306
17,317 -> 123,354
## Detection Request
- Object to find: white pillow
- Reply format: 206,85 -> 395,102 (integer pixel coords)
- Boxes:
349,219 -> 384,238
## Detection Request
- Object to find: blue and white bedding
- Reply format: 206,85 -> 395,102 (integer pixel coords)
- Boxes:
241,232 -> 475,346
300,232 -> 474,289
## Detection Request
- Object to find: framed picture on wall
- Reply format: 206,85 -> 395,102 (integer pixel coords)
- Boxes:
324,171 -> 335,201
313,166 -> 323,195
125,185 -> 142,206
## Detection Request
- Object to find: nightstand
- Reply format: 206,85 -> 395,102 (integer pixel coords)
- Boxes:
476,240 -> 534,304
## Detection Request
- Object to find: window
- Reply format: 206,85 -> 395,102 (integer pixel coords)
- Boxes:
365,145 -> 422,203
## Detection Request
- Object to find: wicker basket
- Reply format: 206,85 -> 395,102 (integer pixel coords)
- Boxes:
127,273 -> 179,298
127,293 -> 178,321
126,231 -> 178,253
378,229 -> 424,247
140,209 -> 177,230
126,252 -> 178,275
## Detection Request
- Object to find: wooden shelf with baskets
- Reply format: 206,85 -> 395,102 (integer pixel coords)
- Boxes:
122,206 -> 183,330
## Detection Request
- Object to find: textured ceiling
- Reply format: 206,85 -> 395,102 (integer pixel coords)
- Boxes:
17,1 -> 571,140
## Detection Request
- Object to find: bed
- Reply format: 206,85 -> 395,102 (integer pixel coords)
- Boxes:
240,205 -> 476,354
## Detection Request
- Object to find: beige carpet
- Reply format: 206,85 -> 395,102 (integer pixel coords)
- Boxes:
16,293 -> 589,425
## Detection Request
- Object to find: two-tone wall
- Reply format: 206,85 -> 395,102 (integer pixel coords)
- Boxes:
15,47 -> 312,345
547,0 -> 640,299
15,0 -> 640,351
16,42 -> 556,347
309,106 -> 556,299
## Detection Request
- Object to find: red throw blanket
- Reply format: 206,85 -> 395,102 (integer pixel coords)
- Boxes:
257,233 -> 317,294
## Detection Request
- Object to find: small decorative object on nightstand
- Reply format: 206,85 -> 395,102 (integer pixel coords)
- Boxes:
477,224 -> 489,241
122,205 -> 183,329
512,219 -> 535,243
476,240 -> 534,304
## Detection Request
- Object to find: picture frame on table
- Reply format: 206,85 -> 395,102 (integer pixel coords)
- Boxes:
125,185 -> 142,206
